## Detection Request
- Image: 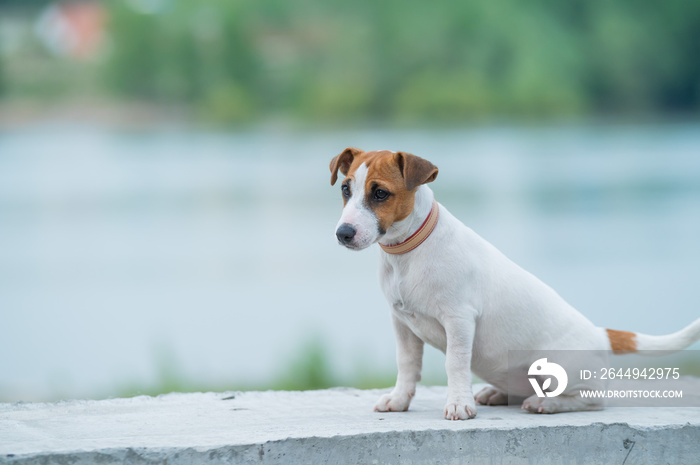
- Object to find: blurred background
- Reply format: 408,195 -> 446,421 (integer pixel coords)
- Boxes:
1,0 -> 699,402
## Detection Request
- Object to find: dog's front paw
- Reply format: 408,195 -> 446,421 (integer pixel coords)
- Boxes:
521,393 -> 603,414
374,391 -> 413,412
521,395 -> 554,414
521,395 -> 577,414
474,386 -> 508,406
444,398 -> 477,420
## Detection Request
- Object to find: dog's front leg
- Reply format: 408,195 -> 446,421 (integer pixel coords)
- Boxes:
443,314 -> 477,420
374,315 -> 424,413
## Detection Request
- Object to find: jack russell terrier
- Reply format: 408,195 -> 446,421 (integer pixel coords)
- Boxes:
330,147 -> 700,420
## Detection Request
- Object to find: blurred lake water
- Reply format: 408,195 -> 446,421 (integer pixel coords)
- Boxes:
1,122 -> 700,401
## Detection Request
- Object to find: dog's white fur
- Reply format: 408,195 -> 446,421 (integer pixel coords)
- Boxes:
374,182 -> 616,418
335,157 -> 700,419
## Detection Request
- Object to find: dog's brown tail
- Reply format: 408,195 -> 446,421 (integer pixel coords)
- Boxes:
607,317 -> 700,354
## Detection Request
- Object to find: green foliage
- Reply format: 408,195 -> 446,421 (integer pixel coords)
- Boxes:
0,54 -> 4,98
198,82 -> 257,123
96,0 -> 700,123
273,336 -> 337,391
114,336 -> 396,399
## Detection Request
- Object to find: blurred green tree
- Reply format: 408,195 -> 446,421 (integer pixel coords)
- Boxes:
96,0 -> 700,123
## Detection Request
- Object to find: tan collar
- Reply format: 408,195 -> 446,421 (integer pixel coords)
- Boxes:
379,200 -> 439,255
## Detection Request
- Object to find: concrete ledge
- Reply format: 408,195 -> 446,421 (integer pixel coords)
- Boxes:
2,385 -> 699,464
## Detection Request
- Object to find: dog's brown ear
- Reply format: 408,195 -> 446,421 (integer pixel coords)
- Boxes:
394,151 -> 438,191
330,147 -> 362,185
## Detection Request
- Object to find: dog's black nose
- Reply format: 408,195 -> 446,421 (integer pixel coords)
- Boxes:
336,224 -> 356,245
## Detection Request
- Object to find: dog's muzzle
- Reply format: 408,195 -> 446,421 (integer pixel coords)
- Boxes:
336,223 -> 357,246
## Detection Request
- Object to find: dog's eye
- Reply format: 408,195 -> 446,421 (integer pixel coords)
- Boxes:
374,189 -> 389,201
342,184 -> 350,197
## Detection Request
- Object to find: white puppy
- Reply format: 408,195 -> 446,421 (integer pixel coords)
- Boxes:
330,147 -> 700,420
